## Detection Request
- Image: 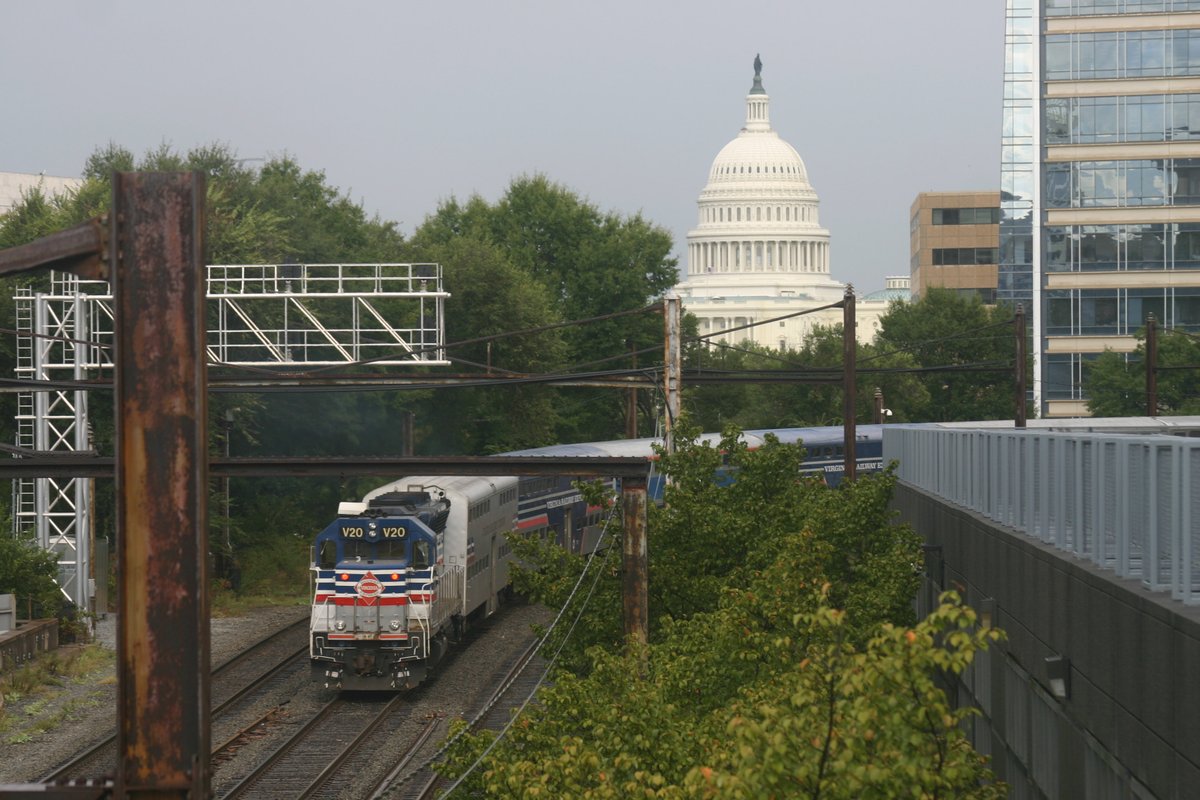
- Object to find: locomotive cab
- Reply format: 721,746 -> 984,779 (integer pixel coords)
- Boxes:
309,491 -> 450,690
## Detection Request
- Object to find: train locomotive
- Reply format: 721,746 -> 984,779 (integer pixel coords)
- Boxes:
309,425 -> 887,690
310,475 -> 518,690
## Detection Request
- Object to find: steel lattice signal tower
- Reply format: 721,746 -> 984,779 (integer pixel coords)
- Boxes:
12,263 -> 448,613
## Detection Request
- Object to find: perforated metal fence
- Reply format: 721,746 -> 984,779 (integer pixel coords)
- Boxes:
885,425 -> 1200,605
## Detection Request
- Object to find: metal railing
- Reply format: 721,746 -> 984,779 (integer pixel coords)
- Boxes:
885,425 -> 1200,605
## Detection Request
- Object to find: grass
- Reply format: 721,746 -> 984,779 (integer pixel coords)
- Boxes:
1,645 -> 114,709
211,532 -> 312,617
0,644 -> 116,745
210,586 -> 309,617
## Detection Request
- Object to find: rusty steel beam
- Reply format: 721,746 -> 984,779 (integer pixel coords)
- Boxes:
0,455 -> 652,480
0,216 -> 108,280
111,172 -> 210,799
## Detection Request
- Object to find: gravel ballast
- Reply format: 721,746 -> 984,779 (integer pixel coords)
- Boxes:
0,599 -> 552,793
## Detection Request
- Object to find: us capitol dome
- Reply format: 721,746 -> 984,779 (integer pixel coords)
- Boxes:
673,56 -> 900,348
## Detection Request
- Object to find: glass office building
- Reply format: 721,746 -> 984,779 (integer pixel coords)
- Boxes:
1001,0 -> 1200,416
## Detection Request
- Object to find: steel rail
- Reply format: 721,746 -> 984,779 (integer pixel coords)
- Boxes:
41,618 -> 308,782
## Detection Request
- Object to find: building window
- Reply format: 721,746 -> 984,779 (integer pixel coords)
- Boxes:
1046,28 -> 1200,81
1176,291 -> 1200,325
1047,1 -> 1200,16
1047,159 -> 1200,208
932,247 -> 1000,265
932,207 -> 1001,225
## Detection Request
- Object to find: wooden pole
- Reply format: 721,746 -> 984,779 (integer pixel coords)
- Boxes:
663,296 -> 682,455
621,476 -> 648,650
626,339 -> 638,439
842,286 -> 857,481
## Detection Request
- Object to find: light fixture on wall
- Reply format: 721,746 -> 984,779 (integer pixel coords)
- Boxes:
1045,655 -> 1071,699
979,597 -> 997,629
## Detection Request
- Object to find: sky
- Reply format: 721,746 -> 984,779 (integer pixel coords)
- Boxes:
5,1 -> 1003,293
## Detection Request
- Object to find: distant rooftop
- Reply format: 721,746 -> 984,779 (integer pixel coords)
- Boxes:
862,276 -> 911,303
0,171 -> 82,215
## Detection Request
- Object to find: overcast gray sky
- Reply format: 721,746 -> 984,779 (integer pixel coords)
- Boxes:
5,1 -> 1002,293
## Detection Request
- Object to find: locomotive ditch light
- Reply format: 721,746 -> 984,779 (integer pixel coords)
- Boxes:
335,620 -> 346,630
390,619 -> 401,630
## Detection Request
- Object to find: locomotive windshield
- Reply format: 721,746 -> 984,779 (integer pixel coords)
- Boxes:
316,532 -> 433,568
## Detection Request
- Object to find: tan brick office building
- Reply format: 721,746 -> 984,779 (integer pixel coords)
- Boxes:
909,191 -> 1000,303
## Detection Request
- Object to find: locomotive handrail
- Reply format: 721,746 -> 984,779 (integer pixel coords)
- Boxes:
411,570 -> 432,648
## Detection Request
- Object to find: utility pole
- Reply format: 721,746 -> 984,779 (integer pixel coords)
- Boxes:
626,339 -> 638,439
222,409 -> 234,579
622,476 -> 648,654
1146,313 -> 1158,417
873,387 -> 884,424
401,410 -> 415,457
1015,304 -> 1027,428
663,296 -> 682,455
842,286 -> 857,481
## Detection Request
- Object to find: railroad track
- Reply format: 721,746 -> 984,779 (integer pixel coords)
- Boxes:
380,637 -> 546,800
42,614 -> 309,782
217,693 -> 438,800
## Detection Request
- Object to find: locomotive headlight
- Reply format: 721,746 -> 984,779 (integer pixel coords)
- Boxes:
389,619 -> 401,631
335,620 -> 346,631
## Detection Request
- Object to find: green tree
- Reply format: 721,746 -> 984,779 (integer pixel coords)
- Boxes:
0,534 -> 62,620
411,175 -> 678,444
683,342 -> 755,432
875,288 -> 1022,422
444,427 -> 1002,796
415,233 -> 567,453
252,156 -> 406,263
681,594 -> 1005,799
1086,329 -> 1200,416
684,326 -> 929,430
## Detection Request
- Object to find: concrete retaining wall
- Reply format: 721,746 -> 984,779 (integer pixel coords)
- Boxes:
894,482 -> 1200,800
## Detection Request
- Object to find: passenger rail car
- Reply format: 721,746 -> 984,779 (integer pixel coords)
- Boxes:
309,425 -> 886,690
745,425 -> 883,487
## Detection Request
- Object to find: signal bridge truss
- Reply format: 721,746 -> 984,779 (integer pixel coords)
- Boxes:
13,263 -> 448,612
